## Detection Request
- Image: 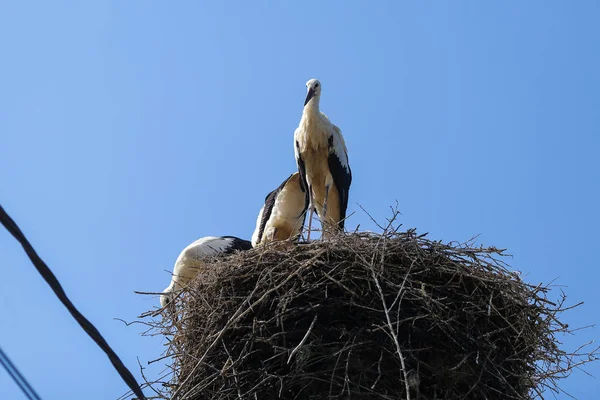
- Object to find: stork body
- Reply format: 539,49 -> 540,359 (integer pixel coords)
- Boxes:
160,236 -> 252,308
294,79 -> 351,239
252,172 -> 309,247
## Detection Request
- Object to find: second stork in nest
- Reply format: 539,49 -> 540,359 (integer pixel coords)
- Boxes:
294,79 -> 352,240
251,172 -> 309,247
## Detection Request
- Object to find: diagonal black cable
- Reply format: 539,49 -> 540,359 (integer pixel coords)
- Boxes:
0,343 -> 43,400
0,204 -> 146,400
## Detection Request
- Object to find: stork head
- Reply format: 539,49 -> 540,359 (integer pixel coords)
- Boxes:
160,291 -> 171,309
304,78 -> 321,107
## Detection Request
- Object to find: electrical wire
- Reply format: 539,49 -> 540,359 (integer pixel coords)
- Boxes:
0,343 -> 42,400
0,204 -> 145,399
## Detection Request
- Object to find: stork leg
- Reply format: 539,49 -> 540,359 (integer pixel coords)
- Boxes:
322,184 -> 331,240
306,185 -> 314,242
306,208 -> 314,241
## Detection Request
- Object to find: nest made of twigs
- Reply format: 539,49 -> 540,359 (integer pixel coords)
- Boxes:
137,223 -> 597,400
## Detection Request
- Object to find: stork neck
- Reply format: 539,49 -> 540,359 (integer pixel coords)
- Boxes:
303,98 -> 320,116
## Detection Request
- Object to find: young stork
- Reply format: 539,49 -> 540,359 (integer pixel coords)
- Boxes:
294,79 -> 352,239
160,236 -> 252,308
251,172 -> 309,247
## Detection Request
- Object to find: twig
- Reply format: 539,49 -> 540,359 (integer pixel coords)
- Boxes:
287,314 -> 317,364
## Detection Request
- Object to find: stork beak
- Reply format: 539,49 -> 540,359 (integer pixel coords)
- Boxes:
304,88 -> 315,106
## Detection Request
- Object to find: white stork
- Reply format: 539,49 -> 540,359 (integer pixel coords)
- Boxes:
294,79 -> 352,239
160,236 -> 252,308
251,172 -> 309,247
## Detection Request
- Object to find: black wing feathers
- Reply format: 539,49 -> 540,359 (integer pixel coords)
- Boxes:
296,140 -> 312,222
295,140 -> 309,195
294,180 -> 310,240
327,136 -> 352,230
221,236 -> 253,252
255,174 -> 294,244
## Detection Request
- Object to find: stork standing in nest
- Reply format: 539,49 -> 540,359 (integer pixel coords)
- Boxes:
294,79 -> 352,240
252,172 -> 309,247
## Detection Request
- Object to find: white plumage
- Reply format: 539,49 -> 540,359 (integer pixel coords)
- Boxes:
252,172 -> 309,247
160,236 -> 252,308
294,79 -> 352,239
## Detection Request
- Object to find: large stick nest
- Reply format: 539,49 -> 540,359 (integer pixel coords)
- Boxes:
137,223 -> 597,400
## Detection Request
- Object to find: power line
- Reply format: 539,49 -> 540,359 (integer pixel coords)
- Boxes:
0,343 -> 42,400
0,204 -> 146,400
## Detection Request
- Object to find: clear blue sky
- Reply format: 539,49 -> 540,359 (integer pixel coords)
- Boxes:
1,1 -> 598,399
